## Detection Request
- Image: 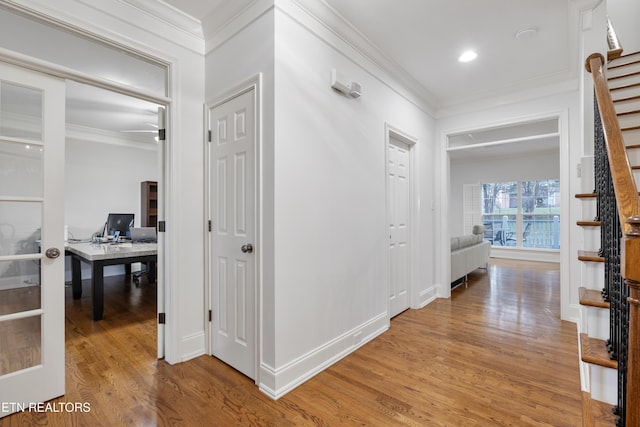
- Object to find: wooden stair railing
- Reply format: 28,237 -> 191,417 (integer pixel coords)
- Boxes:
586,52 -> 640,427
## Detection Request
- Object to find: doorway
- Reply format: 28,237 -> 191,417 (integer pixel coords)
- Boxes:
63,80 -> 165,343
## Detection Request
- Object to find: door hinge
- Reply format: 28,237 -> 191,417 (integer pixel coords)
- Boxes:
208,220 -> 212,232
158,221 -> 166,232
158,313 -> 166,324
208,130 -> 212,142
208,310 -> 212,322
158,128 -> 166,141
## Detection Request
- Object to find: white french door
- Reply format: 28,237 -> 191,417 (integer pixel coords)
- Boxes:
208,87 -> 256,379
0,62 -> 66,416
388,136 -> 411,318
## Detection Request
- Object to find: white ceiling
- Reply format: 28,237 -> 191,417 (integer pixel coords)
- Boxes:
163,0 -> 577,109
62,0 -> 571,157
160,0 -> 569,159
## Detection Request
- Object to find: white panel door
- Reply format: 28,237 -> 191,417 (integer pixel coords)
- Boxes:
209,88 -> 256,379
388,137 -> 410,318
0,62 -> 65,416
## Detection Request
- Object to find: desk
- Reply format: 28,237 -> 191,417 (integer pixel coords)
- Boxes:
66,242 -> 157,320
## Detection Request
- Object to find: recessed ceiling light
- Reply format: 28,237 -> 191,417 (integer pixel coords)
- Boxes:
458,50 -> 478,63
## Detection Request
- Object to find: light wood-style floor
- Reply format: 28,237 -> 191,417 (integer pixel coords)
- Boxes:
2,259 -> 583,426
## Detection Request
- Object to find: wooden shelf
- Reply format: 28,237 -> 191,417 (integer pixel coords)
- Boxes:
577,221 -> 601,227
580,333 -> 618,369
141,181 -> 158,229
578,250 -> 605,263
579,287 -> 610,309
575,193 -> 597,199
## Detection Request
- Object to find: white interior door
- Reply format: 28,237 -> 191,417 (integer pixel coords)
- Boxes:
208,88 -> 256,379
0,62 -> 65,416
388,137 -> 410,318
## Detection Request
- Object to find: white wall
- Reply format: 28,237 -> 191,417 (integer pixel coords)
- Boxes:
268,4 -> 436,395
64,136 -> 157,279
206,1 -> 437,398
449,150 -> 560,237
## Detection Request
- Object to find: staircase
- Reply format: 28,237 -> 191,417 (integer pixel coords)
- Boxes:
580,50 -> 640,426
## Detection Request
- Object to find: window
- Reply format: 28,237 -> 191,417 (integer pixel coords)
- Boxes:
482,179 -> 560,249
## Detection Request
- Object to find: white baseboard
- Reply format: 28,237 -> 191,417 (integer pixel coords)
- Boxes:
417,285 -> 438,308
259,312 -> 389,399
180,331 -> 206,362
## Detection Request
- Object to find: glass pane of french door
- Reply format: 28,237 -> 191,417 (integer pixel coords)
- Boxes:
0,62 -> 65,418
0,81 -> 44,376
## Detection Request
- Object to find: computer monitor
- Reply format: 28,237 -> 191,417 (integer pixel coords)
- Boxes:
106,213 -> 134,237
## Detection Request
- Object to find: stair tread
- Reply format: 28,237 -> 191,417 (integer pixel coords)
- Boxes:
580,333 -> 618,369
575,193 -> 597,199
578,250 -> 605,262
579,287 -> 610,308
577,220 -> 600,226
582,392 -> 618,427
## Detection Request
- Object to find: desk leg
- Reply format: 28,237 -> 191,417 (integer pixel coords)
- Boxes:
92,262 -> 104,321
125,263 -> 131,276
148,261 -> 156,284
71,256 -> 82,299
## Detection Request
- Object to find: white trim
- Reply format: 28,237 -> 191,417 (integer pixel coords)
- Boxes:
0,47 -> 170,106
447,133 -> 561,152
258,312 -> 388,399
179,331 -> 206,362
557,108 -> 575,322
5,0 -> 205,55
65,124 -> 158,151
205,0 -> 274,54
204,73 -> 263,386
489,250 -> 560,263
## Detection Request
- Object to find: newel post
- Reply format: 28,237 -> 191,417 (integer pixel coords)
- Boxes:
623,216 -> 640,426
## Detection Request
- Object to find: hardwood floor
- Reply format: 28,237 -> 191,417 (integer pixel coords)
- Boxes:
1,259 -> 583,426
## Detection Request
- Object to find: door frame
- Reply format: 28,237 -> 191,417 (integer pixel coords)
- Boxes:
0,35 -> 172,359
204,73 -> 262,384
385,123 -> 419,318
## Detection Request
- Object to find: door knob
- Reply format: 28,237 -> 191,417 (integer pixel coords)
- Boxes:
45,247 -> 61,259
241,244 -> 254,254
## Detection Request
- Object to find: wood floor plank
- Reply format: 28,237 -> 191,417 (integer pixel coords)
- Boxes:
1,259 -> 584,426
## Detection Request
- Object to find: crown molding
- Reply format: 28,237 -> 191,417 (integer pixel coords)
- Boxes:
285,0 -> 437,114
5,0 -> 205,55
122,0 -> 204,40
436,77 -> 579,119
204,0 -> 274,54
66,123 -> 158,150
